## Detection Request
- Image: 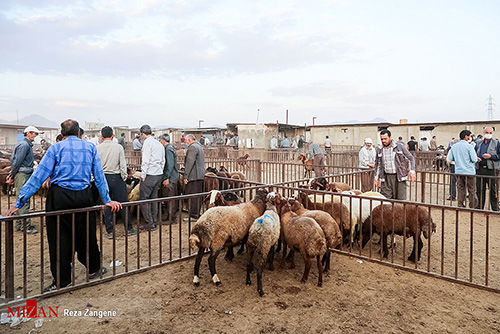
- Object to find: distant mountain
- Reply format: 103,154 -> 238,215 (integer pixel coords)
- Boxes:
3,114 -> 59,128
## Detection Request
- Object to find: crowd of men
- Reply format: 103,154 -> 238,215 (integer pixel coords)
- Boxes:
3,119 -> 206,292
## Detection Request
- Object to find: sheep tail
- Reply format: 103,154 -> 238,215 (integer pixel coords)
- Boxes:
189,234 -> 201,249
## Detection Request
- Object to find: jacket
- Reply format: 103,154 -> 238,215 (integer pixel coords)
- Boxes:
475,138 -> 500,170
375,141 -> 416,182
358,146 -> 376,168
10,138 -> 34,176
184,141 -> 205,181
163,144 -> 179,183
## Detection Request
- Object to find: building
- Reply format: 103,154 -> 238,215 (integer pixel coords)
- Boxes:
309,120 -> 500,149
228,123 -> 308,149
0,123 -> 59,147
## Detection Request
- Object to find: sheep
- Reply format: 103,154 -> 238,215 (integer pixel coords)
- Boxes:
358,204 -> 436,262
204,190 -> 242,208
0,166 -> 12,195
216,166 -> 232,190
297,154 -> 313,178
297,191 -> 350,243
308,177 -> 352,193
275,194 -> 327,286
237,154 -> 250,167
189,188 -> 269,286
288,199 -> 342,273
245,194 -> 281,296
204,172 -> 220,193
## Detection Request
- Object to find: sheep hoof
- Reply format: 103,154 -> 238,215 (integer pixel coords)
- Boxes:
317,282 -> 323,287
246,279 -> 252,286
300,279 -> 306,284
215,281 -> 222,286
268,265 -> 275,271
194,282 -> 200,287
258,290 -> 265,297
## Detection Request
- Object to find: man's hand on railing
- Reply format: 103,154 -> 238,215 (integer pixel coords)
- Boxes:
6,175 -> 14,184
409,172 -> 416,182
104,201 -> 122,212
3,206 -> 19,217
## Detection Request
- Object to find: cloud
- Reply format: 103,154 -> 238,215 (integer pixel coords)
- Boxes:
270,81 -> 359,98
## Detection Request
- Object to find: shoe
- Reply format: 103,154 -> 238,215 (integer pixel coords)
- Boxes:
140,224 -> 157,232
127,228 -> 137,236
89,267 -> 107,279
43,281 -> 69,293
26,226 -> 38,234
106,232 -> 114,240
447,197 -> 456,201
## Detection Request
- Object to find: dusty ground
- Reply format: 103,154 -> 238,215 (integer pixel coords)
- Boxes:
2,252 -> 499,333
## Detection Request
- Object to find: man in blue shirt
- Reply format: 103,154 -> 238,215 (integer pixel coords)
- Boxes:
475,127 -> 500,211
7,125 -> 41,234
307,140 -> 325,177
447,130 -> 479,208
4,119 -> 122,292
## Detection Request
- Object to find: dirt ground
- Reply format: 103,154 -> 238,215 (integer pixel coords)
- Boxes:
2,252 -> 499,333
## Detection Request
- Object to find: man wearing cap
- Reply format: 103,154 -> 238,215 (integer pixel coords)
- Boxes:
358,138 -> 376,192
475,127 -> 500,211
307,140 -> 325,177
3,119 -> 121,292
7,125 -> 42,233
159,134 -> 179,221
139,124 -> 165,231
97,126 -> 136,238
184,134 -> 205,220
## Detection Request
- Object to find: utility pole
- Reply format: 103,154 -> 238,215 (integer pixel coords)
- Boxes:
487,95 -> 495,120
286,109 -> 289,124
312,116 -> 317,126
198,120 -> 204,128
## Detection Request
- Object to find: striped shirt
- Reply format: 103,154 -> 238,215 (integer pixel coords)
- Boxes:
15,136 -> 111,208
382,142 -> 397,174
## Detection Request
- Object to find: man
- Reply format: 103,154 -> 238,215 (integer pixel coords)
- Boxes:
397,136 -> 404,145
281,136 -> 291,148
3,119 -> 121,292
308,140 -> 325,177
139,125 -> 165,231
270,136 -> 278,150
184,134 -> 205,220
475,127 -> 500,211
97,126 -> 136,238
447,130 -> 479,208
374,130 -> 416,200
159,134 -> 179,221
133,135 -> 142,151
407,136 -> 418,152
324,136 -> 332,153
358,138 -> 376,193
89,134 -> 100,146
117,133 -> 126,151
430,136 -> 438,151
7,126 -> 41,234
298,136 -> 305,149
419,137 -> 430,152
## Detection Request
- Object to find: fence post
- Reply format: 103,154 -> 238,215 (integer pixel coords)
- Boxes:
281,163 -> 286,183
420,171 -> 426,203
5,220 -> 14,300
257,160 -> 262,183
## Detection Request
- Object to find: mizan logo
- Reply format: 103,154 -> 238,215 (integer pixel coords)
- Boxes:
8,300 -> 59,319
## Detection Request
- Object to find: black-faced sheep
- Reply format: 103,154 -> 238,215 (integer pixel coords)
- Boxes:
276,195 -> 327,286
358,204 -> 436,262
289,199 -> 342,273
189,188 -> 269,286
246,194 -> 281,297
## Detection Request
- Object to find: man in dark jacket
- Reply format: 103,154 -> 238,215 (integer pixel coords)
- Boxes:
159,134 -> 179,220
375,129 -> 416,200
184,134 -> 205,220
7,125 -> 41,233
475,127 -> 500,211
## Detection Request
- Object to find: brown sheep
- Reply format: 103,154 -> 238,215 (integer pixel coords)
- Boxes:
204,172 -> 220,193
189,188 -> 269,286
204,190 -> 242,209
297,154 -> 313,178
297,191 -> 351,244
237,154 -> 250,167
276,195 -> 327,286
289,199 -> 342,273
359,204 -> 436,262
309,177 -> 352,193
0,166 -> 12,195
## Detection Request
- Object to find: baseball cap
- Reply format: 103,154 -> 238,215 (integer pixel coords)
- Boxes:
23,126 -> 43,134
364,138 -> 373,144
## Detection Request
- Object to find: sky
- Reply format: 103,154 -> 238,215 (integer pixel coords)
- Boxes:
0,0 -> 499,128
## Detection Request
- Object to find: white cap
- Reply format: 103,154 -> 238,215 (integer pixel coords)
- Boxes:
23,126 -> 43,134
364,138 -> 373,144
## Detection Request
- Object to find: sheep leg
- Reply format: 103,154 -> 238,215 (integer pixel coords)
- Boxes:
322,252 -> 331,274
408,234 -> 424,262
208,249 -> 222,286
256,266 -> 264,297
281,241 -> 288,265
286,249 -> 296,269
381,232 -> 389,258
316,255 -> 323,287
237,235 -> 248,255
224,246 -> 235,262
275,238 -> 282,253
193,247 -> 205,286
301,256 -> 312,283
266,246 -> 275,271
246,248 -> 255,286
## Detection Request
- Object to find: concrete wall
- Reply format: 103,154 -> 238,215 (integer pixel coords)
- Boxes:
310,122 -> 500,148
